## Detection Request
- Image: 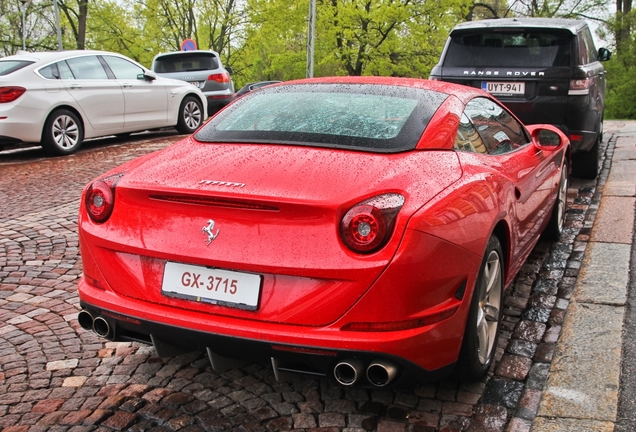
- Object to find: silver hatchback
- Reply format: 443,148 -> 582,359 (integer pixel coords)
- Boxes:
151,50 -> 235,116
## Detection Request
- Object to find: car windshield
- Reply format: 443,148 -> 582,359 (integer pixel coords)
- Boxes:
0,60 -> 33,76
444,30 -> 572,68
153,53 -> 219,73
195,83 -> 448,153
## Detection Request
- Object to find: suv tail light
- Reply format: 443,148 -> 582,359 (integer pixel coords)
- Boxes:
569,78 -> 591,95
340,194 -> 405,254
0,86 -> 26,103
208,72 -> 230,83
85,173 -> 124,223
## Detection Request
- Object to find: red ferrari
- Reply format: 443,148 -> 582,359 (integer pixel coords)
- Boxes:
77,77 -> 570,387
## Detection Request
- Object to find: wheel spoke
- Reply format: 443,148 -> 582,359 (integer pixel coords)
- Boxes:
476,309 -> 490,364
476,249 -> 502,365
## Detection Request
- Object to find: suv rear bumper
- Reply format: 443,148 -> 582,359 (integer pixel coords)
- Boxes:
495,98 -> 600,153
206,93 -> 235,114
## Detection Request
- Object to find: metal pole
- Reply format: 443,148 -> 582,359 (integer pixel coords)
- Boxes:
306,0 -> 316,78
20,0 -> 26,50
52,0 -> 63,50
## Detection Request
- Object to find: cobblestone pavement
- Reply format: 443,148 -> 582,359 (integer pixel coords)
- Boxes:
0,129 -> 611,432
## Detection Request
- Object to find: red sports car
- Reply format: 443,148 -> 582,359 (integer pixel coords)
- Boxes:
77,77 -> 570,387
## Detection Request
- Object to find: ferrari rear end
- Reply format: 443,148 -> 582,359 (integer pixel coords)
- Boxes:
77,78 -> 487,386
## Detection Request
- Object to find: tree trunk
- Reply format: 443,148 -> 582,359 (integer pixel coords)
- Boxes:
77,0 -> 88,49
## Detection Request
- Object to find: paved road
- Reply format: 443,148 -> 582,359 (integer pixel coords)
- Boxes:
0,128 -> 615,432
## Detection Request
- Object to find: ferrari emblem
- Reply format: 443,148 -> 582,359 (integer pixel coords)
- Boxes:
202,219 -> 220,246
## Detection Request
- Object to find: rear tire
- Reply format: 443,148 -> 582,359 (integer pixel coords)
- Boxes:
571,136 -> 599,179
176,96 -> 203,134
544,163 -> 569,240
456,235 -> 504,381
41,109 -> 84,156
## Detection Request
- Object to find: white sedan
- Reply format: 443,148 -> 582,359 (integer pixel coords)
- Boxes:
0,50 -> 208,155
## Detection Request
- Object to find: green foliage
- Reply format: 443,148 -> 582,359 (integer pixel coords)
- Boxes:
605,54 -> 636,119
1,0 -> 635,120
604,10 -> 636,120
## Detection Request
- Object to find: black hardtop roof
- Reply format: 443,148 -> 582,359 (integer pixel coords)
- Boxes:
450,17 -> 587,35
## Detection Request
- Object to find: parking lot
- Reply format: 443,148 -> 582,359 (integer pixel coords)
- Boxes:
0,128 -> 610,432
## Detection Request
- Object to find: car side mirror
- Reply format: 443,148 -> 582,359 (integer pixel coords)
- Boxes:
531,128 -> 563,149
225,66 -> 233,75
140,70 -> 157,81
598,47 -> 612,62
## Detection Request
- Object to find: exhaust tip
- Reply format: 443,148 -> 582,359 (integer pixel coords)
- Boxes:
334,358 -> 365,386
93,316 -> 114,340
366,359 -> 398,387
78,310 -> 94,331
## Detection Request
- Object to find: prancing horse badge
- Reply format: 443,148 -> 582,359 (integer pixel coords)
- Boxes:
202,219 -> 220,246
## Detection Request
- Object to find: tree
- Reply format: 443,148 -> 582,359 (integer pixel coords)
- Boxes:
508,0 -> 611,20
57,0 -> 89,49
322,0 -> 467,76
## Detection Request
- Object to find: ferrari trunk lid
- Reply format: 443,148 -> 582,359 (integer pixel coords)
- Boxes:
81,138 -> 462,325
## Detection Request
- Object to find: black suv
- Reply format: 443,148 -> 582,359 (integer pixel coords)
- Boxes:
430,18 -> 611,178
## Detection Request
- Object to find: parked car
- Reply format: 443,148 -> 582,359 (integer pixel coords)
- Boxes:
77,77 -> 570,387
235,80 -> 283,97
0,50 -> 207,156
430,18 -> 610,179
151,50 -> 234,115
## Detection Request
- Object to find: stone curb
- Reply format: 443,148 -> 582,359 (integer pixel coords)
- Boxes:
532,127 -> 636,431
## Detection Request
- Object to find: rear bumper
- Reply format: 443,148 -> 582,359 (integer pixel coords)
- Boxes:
499,96 -> 600,153
78,296 -> 456,387
205,94 -> 235,114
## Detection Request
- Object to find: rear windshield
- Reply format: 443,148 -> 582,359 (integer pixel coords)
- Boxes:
153,53 -> 219,73
444,30 -> 573,68
195,83 -> 448,153
0,60 -> 33,76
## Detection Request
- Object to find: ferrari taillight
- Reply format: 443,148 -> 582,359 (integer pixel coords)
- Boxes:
208,72 -> 230,83
85,173 -> 124,223
0,86 -> 26,103
340,193 -> 405,254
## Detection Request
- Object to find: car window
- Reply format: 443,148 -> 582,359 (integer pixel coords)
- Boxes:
196,83 -> 448,153
65,56 -> 108,80
444,30 -> 572,68
102,55 -> 144,80
38,63 -> 60,79
463,98 -> 529,155
39,61 -> 77,80
0,60 -> 33,76
454,113 -> 488,154
579,28 -> 598,64
153,53 -> 220,73
56,61 -> 75,79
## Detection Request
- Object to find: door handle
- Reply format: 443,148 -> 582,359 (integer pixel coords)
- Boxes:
69,84 -> 82,89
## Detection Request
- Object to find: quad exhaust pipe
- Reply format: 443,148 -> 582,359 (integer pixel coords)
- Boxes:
77,309 -> 94,331
78,309 -> 116,341
334,358 -> 366,386
333,358 -> 398,386
366,359 -> 399,387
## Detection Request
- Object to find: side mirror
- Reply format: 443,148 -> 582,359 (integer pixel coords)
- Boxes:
140,70 -> 157,81
598,47 -> 612,62
527,125 -> 567,150
225,66 -> 233,75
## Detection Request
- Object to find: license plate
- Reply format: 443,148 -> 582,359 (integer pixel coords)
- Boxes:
188,81 -> 201,87
481,81 -> 525,95
162,262 -> 262,310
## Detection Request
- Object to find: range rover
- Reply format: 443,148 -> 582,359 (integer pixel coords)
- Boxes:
430,18 -> 611,178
